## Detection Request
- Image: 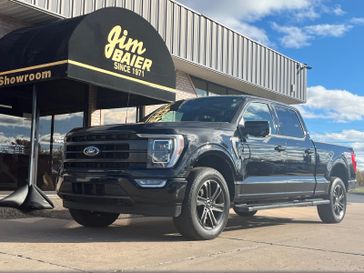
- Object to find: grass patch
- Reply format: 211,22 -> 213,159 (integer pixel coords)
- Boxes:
351,187 -> 364,194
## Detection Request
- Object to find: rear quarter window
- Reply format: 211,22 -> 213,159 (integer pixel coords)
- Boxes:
274,105 -> 305,138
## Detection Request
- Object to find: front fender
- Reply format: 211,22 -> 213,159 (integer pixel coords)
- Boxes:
184,143 -> 240,177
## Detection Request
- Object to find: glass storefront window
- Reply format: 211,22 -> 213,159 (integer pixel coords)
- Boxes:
0,114 -> 31,191
191,77 -> 208,97
227,88 -> 243,95
209,83 -> 226,96
102,107 -> 137,125
191,76 -> 244,97
37,112 -> 83,191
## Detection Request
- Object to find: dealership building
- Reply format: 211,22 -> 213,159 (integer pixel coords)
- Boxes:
0,0 -> 307,193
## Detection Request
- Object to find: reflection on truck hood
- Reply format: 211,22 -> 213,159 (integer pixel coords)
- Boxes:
68,121 -> 236,136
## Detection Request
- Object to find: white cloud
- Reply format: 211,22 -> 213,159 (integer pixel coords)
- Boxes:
311,130 -> 364,170
294,6 -> 320,21
298,86 -> 364,123
272,23 -> 312,48
305,24 -> 352,37
273,23 -> 352,48
218,17 -> 270,45
177,1 -> 358,48
179,0 -> 313,22
178,0 -> 317,46
350,17 -> 364,25
332,5 -> 345,16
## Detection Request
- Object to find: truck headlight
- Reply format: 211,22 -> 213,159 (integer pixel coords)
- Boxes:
137,134 -> 185,168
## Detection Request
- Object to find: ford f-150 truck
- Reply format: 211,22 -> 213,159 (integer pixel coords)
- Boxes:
57,96 -> 357,240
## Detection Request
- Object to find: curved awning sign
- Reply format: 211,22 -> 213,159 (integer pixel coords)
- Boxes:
0,7 -> 176,102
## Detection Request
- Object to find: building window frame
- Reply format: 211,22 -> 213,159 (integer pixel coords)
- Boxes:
190,76 -> 245,97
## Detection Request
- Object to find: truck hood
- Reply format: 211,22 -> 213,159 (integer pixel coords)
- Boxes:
68,121 -> 236,136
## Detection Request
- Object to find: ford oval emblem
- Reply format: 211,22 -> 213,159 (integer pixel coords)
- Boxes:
83,146 -> 100,157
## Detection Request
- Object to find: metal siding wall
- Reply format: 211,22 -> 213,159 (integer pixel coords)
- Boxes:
13,0 -> 306,102
237,36 -> 243,78
186,10 -> 193,61
243,37 -> 248,82
199,16 -> 206,66
165,0 -> 173,51
232,33 -> 238,77
192,13 -> 200,63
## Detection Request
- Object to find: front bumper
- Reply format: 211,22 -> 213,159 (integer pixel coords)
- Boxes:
57,172 -> 188,217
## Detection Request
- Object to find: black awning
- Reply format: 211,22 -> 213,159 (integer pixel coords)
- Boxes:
0,7 -> 176,103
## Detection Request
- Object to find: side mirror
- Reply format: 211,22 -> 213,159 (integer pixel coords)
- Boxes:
239,120 -> 270,138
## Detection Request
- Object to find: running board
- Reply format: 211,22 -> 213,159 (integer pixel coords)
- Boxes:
235,199 -> 330,212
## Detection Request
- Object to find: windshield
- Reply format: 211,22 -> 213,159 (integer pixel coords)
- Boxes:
143,97 -> 244,123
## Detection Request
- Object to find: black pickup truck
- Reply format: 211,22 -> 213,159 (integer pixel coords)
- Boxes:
57,96 -> 357,240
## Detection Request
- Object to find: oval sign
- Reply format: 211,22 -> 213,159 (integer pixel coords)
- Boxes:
83,146 -> 100,157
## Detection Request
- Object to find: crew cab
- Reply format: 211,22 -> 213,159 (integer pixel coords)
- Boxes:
57,96 -> 357,240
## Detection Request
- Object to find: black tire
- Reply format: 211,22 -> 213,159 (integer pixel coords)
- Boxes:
173,167 -> 230,240
69,209 -> 119,227
233,207 -> 257,217
317,177 -> 347,223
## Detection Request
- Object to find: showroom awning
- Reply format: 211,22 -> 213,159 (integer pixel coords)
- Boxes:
0,7 -> 176,211
0,7 -> 176,105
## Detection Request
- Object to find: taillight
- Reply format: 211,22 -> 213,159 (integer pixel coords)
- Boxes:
351,152 -> 357,173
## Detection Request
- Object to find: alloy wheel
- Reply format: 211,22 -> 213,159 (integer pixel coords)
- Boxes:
196,179 -> 225,229
332,183 -> 346,219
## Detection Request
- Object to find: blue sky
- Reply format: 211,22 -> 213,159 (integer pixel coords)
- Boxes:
179,0 -> 364,169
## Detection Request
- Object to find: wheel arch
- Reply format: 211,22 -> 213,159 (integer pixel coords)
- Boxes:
191,148 -> 237,202
330,162 -> 349,190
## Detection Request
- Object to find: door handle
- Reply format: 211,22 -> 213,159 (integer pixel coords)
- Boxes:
305,148 -> 314,155
274,145 -> 286,152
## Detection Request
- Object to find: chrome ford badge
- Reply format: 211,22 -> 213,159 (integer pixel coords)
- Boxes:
83,146 -> 100,157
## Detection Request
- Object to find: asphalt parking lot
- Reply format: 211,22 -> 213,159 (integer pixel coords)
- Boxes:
0,194 -> 363,273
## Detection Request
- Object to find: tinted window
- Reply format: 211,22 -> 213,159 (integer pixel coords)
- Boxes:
143,97 -> 244,123
275,106 -> 304,138
242,102 -> 275,133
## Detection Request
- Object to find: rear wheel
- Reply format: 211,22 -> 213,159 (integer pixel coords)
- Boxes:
233,207 -> 257,217
69,209 -> 119,227
173,167 -> 230,240
317,177 -> 347,223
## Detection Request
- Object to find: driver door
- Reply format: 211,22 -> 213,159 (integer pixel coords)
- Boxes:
235,101 -> 288,202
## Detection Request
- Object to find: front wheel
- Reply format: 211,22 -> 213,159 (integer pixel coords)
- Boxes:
173,167 -> 230,240
317,177 -> 347,223
69,209 -> 119,227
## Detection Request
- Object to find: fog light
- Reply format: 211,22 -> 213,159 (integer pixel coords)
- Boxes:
135,179 -> 167,188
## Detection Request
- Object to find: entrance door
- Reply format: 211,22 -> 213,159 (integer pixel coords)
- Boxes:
37,113 -> 83,191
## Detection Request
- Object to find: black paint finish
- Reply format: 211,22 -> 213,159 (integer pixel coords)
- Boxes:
57,96 -> 357,216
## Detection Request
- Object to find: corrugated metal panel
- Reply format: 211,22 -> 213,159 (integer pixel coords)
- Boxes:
0,0 -> 307,103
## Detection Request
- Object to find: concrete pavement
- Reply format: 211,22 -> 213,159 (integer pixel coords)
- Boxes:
0,194 -> 363,273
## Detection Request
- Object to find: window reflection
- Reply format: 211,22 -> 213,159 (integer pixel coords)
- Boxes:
191,77 -> 245,97
37,113 -> 83,191
102,108 -> 137,125
0,114 -> 31,190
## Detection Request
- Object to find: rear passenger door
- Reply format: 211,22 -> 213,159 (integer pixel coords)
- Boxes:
272,104 -> 316,199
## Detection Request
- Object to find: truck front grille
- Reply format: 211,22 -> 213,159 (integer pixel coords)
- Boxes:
63,132 -> 147,171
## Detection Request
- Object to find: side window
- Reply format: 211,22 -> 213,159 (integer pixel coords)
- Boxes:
274,106 -> 304,138
241,102 -> 275,134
